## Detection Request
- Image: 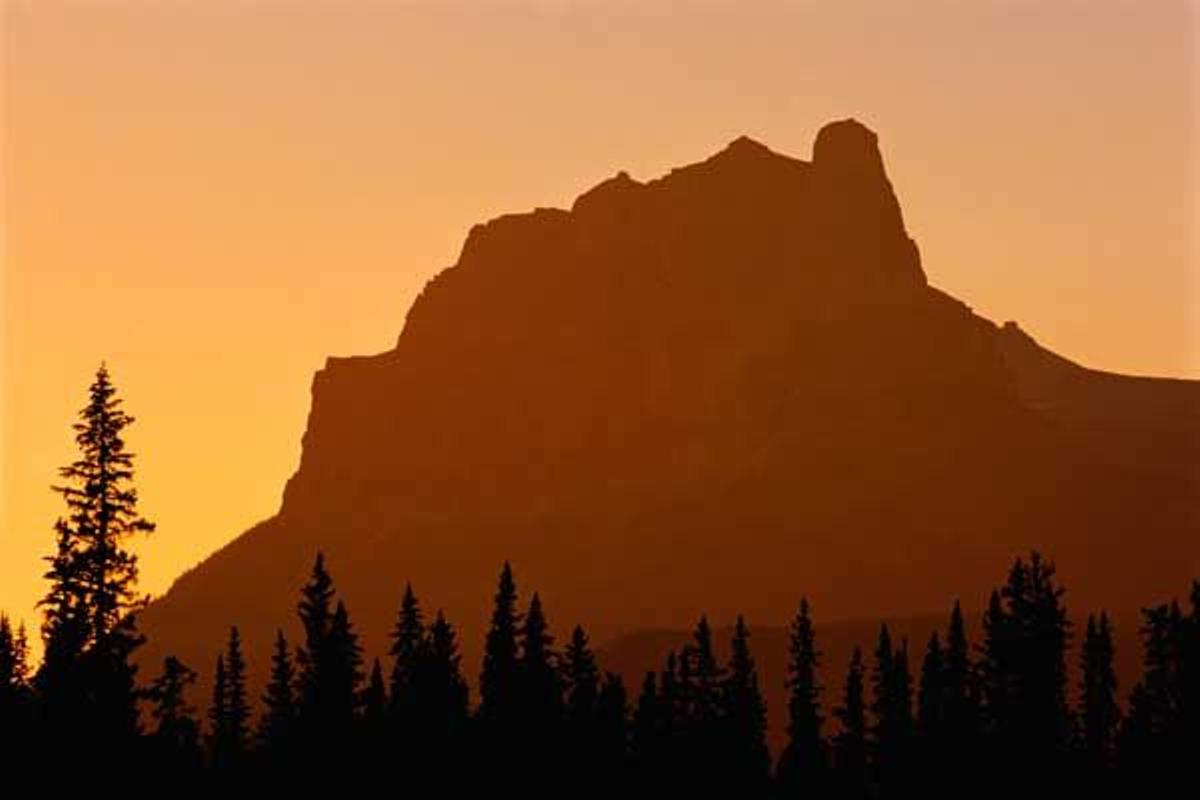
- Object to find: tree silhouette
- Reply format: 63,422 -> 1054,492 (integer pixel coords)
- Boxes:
870,626 -> 913,796
37,365 -> 155,747
833,647 -> 868,799
1079,612 -> 1119,772
388,582 -> 424,723
480,562 -> 521,727
721,615 -> 770,795
518,592 -> 562,737
208,627 -> 249,769
777,598 -> 828,795
146,656 -> 201,773
0,616 -> 33,761
562,623 -> 601,772
258,629 -> 298,755
418,609 -> 469,741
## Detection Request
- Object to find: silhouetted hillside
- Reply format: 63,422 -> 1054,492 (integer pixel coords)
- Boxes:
138,120 -> 1200,702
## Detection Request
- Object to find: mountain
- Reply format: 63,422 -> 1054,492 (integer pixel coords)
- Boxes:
138,120 -> 1200,696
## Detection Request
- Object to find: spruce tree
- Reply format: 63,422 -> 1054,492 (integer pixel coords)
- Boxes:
480,562 -> 521,726
721,615 -> 770,794
258,629 -> 298,753
1079,612 -> 1119,772
224,626 -> 250,760
834,647 -> 868,799
597,671 -> 629,774
207,654 -> 229,765
146,656 -> 201,772
563,623 -> 601,764
519,592 -> 562,731
0,616 -> 33,759
388,582 -> 424,721
777,598 -> 828,794
917,631 -> 945,741
363,658 -> 388,736
37,365 -> 155,744
419,610 -> 469,739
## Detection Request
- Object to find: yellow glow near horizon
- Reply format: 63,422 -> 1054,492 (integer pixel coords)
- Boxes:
2,0 -> 1196,649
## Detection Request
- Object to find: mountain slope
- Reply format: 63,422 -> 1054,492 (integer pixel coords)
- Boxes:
138,120 -> 1199,690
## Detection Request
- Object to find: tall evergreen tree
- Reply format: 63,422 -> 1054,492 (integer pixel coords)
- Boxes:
37,365 -> 155,744
597,671 -> 629,776
1079,612 -> 1119,771
388,582 -> 424,721
258,629 -> 298,753
518,592 -> 562,732
480,562 -> 522,726
917,632 -> 945,741
0,616 -> 33,759
295,553 -> 362,749
224,626 -> 250,759
363,658 -> 388,735
834,648 -> 868,799
563,623 -> 601,767
721,615 -> 770,794
146,656 -> 201,772
777,598 -> 827,794
418,609 -> 469,739
207,654 -> 229,764
871,627 -> 914,795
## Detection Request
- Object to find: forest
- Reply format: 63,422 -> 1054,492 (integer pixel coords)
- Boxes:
0,368 -> 1196,797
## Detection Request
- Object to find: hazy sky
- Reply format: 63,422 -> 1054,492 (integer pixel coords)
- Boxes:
2,0 -> 1196,640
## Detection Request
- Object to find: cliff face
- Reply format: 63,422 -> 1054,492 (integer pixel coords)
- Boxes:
139,120 -> 1200,686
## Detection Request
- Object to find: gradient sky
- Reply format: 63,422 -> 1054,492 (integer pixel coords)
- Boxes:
2,0 -> 1196,643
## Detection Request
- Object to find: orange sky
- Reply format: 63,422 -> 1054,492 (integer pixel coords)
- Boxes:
2,0 -> 1196,644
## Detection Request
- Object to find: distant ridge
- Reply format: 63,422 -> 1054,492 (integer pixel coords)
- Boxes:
139,120 -> 1200,700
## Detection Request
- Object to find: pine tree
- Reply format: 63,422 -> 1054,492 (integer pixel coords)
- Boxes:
721,615 -> 770,794
224,626 -> 250,760
258,629 -> 298,753
363,658 -> 388,735
419,609 -> 469,739
563,624 -> 601,750
1079,612 -> 1119,772
294,553 -> 362,753
207,654 -> 229,764
388,582 -> 424,721
777,598 -> 828,794
597,672 -> 629,775
834,647 -> 868,798
519,592 -> 562,731
917,632 -> 945,741
37,365 -> 155,744
0,616 -> 33,758
870,626 -> 913,795
480,562 -> 522,725
943,600 -> 974,742
147,656 -> 201,772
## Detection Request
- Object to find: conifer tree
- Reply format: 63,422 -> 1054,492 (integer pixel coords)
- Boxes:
37,365 -> 155,743
519,592 -> 562,731
258,629 -> 297,753
1079,612 -> 1119,771
147,656 -> 201,771
777,598 -> 827,794
207,654 -> 229,764
480,562 -> 521,726
833,648 -> 868,798
224,626 -> 250,759
388,582 -> 424,721
363,658 -> 388,733
917,632 -> 945,741
631,670 -> 662,777
563,625 -> 600,728
419,610 -> 469,738
943,600 -> 974,740
721,615 -> 769,794
597,671 -> 629,771
0,616 -> 33,758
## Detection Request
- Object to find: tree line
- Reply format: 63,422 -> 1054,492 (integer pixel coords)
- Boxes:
1,367 -> 1197,796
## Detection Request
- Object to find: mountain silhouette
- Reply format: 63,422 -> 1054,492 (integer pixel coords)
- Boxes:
138,119 -> 1199,696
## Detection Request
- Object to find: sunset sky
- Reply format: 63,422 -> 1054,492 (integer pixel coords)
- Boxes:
2,0 -> 1196,642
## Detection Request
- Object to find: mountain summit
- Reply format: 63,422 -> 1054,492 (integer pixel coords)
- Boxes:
140,121 -> 1200,682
